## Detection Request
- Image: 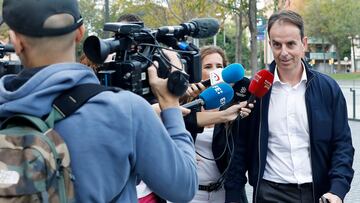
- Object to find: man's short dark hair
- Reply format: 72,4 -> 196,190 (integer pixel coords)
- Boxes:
267,10 -> 304,39
117,14 -> 142,23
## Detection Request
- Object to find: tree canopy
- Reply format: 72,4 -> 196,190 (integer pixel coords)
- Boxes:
302,0 -> 360,60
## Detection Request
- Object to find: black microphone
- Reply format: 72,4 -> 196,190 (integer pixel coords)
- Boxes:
232,77 -> 251,103
157,18 -> 220,39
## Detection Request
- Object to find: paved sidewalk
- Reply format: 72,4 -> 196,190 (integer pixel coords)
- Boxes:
245,120 -> 359,202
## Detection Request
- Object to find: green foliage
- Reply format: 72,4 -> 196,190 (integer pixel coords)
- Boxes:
327,73 -> 360,81
0,0 -> 9,39
110,0 -> 169,28
199,24 -> 251,69
302,0 -> 360,60
109,0 -> 223,28
79,0 -> 104,37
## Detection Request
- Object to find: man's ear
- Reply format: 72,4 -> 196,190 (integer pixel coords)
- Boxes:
9,30 -> 24,55
75,25 -> 85,43
302,36 -> 308,51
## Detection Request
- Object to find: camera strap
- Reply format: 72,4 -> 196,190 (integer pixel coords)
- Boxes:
53,83 -> 121,117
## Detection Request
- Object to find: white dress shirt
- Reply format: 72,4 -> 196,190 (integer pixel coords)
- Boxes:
263,65 -> 312,184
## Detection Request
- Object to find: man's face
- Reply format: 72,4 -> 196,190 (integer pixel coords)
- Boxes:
269,21 -> 307,72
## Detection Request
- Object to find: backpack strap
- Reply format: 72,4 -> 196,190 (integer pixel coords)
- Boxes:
0,114 -> 50,132
1,84 -> 120,131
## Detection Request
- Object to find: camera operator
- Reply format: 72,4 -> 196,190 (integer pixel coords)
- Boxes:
1,0 -> 197,202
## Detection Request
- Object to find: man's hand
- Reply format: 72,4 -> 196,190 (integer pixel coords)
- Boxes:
148,49 -> 184,110
320,193 -> 342,203
148,61 -> 179,110
186,83 -> 206,98
152,103 -> 190,117
221,101 -> 253,122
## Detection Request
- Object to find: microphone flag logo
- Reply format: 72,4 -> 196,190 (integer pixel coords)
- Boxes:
209,68 -> 223,85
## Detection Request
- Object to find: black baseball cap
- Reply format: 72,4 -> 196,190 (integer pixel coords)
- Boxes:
2,0 -> 83,37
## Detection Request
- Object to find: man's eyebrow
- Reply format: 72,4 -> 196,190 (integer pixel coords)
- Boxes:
271,39 -> 297,44
287,40 -> 297,44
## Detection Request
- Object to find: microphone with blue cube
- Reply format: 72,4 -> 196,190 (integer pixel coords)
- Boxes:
182,82 -> 234,110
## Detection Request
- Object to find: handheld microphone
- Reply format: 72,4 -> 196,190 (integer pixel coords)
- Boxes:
232,77 -> 251,103
182,82 -> 234,110
157,18 -> 220,39
201,63 -> 245,87
248,69 -> 274,103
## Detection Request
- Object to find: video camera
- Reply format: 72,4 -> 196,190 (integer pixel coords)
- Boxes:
83,18 -> 220,101
0,43 -> 22,77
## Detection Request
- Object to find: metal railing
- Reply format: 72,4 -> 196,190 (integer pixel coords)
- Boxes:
339,80 -> 360,121
349,88 -> 357,119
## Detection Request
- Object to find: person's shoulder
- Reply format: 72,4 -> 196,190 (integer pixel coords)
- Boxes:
307,70 -> 344,100
99,89 -> 150,107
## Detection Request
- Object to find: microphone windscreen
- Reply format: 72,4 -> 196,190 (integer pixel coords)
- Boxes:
199,82 -> 234,110
191,18 -> 220,38
248,69 -> 274,98
222,63 -> 245,84
233,77 -> 251,102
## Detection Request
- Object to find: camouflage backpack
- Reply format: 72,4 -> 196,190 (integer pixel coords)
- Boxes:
0,84 -> 119,203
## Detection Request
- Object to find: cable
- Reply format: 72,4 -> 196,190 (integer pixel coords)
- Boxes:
194,119 -> 237,190
195,122 -> 231,161
137,43 -> 185,72
140,29 -> 179,71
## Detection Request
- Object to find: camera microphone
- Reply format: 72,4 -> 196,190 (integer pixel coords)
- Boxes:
157,18 -> 220,39
182,82 -> 234,110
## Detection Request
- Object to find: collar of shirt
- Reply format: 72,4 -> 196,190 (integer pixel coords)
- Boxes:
273,62 -> 307,89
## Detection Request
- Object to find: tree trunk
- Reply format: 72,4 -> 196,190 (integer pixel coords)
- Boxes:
235,14 -> 243,63
335,49 -> 341,72
248,0 -> 258,75
103,0 -> 110,38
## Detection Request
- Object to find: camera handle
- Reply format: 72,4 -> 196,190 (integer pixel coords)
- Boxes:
167,70 -> 189,96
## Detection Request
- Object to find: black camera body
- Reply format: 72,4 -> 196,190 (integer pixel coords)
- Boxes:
0,60 -> 22,77
0,43 -> 23,77
83,18 -> 219,101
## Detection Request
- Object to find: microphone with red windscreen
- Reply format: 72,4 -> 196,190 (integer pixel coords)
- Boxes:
247,69 -> 274,104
